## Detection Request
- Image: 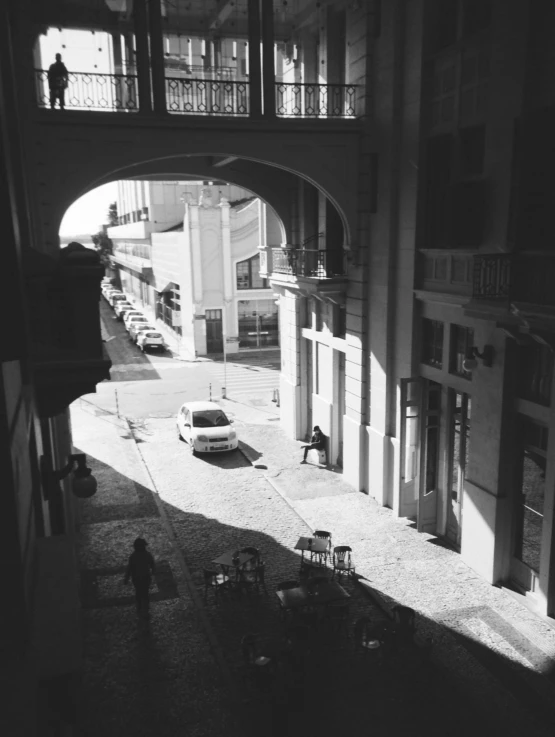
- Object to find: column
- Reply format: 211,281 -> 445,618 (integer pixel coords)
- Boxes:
261,0 -> 275,117
247,0 -> 262,118
133,0 -> 152,113
148,0 -> 167,114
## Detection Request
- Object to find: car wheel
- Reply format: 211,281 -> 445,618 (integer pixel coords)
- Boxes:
189,441 -> 196,456
177,426 -> 183,442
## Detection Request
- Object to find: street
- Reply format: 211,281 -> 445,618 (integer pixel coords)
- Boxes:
69,301 -> 555,737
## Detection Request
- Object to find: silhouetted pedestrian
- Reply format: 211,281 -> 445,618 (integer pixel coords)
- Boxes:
124,537 -> 155,616
300,425 -> 325,463
48,53 -> 69,110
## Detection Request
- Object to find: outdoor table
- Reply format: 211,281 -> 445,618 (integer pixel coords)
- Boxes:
294,536 -> 329,568
212,550 -> 255,581
276,580 -> 350,611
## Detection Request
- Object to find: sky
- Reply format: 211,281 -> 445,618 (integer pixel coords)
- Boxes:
59,182 -> 119,237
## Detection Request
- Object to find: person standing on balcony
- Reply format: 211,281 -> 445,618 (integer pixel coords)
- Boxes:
300,426 -> 326,463
48,53 -> 69,110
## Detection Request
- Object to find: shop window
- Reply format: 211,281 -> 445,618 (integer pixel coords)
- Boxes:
421,319 -> 444,368
450,324 -> 474,378
236,254 -> 268,290
516,342 -> 553,407
237,298 -> 279,348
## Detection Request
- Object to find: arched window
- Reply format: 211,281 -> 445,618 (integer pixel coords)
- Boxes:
236,254 -> 269,290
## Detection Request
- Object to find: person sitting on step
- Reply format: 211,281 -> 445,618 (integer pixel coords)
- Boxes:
300,425 -> 326,464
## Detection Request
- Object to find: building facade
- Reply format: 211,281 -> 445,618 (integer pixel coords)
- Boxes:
2,0 -> 555,733
107,180 -> 281,356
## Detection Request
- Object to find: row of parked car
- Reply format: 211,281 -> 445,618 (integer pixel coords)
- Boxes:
101,278 -> 167,353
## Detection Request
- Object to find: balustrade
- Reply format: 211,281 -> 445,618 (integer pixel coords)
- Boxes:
275,82 -> 357,118
473,253 -> 555,307
271,248 -> 345,278
165,77 -> 249,116
35,70 -> 139,112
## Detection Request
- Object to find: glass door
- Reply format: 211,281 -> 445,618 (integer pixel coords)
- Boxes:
446,391 -> 471,549
418,380 -> 441,533
511,417 -> 547,593
399,378 -> 422,519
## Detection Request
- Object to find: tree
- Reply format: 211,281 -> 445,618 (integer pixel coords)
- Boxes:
91,229 -> 113,267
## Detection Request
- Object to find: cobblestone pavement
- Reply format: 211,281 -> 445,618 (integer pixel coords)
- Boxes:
72,378 -> 555,737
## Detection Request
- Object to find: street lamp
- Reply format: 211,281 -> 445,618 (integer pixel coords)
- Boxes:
41,453 -> 98,499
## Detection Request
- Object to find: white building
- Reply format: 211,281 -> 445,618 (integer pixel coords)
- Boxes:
107,180 -> 282,357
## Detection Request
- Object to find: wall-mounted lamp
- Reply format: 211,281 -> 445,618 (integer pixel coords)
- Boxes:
41,453 -> 98,500
462,344 -> 494,372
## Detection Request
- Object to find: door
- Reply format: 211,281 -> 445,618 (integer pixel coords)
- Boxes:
446,391 -> 471,549
511,417 -> 548,593
206,309 -> 223,353
237,299 -> 279,348
400,378 -> 422,519
418,380 -> 441,533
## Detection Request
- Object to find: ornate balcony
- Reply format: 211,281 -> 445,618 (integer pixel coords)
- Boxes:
465,252 -> 555,323
165,77 -> 249,116
275,82 -> 358,118
260,244 -> 347,303
35,70 -> 139,112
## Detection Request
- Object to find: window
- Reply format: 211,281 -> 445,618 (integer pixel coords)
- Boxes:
236,254 -> 268,290
422,319 -> 444,368
450,324 -> 474,378
156,283 -> 181,335
516,342 -> 553,407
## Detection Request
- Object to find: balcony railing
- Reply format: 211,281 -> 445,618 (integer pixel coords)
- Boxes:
271,248 -> 345,278
275,83 -> 358,118
166,77 -> 249,116
35,70 -> 139,112
473,253 -> 555,307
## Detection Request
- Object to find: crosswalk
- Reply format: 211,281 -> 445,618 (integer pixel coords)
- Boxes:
206,360 -> 280,396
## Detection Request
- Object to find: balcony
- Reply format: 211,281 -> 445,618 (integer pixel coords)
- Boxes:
417,250 -> 474,298
35,70 -> 359,120
35,70 -> 139,112
465,252 -> 555,322
260,245 -> 347,302
110,243 -> 152,276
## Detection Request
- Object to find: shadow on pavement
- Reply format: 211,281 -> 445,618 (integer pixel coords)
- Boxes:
73,448 -> 555,737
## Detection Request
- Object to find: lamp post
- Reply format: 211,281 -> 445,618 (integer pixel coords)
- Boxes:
41,453 -> 98,499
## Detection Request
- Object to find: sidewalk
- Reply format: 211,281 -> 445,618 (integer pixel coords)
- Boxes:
228,395 -> 555,729
71,386 -> 555,736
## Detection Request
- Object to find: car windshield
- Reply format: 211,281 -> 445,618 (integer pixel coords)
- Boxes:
192,410 -> 230,428
145,333 -> 161,338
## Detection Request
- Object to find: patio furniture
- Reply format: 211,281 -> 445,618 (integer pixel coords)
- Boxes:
313,530 -> 333,563
240,633 -> 275,688
203,568 -> 230,603
332,545 -> 356,580
239,546 -> 261,570
321,601 -> 350,636
239,560 -> 268,595
276,580 -> 299,591
353,616 -> 390,664
392,605 -> 416,646
276,580 -> 350,612
295,536 -> 330,574
212,549 -> 255,584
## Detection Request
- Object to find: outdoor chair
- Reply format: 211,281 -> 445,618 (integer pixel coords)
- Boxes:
239,546 -> 261,570
353,616 -> 391,665
240,633 -> 275,689
332,545 -> 356,580
313,530 -> 333,563
239,560 -> 267,595
306,575 -> 330,591
203,568 -> 230,603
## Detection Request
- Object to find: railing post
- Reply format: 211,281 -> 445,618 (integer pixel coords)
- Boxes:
133,0 -> 153,113
247,0 -> 263,118
148,0 -> 167,114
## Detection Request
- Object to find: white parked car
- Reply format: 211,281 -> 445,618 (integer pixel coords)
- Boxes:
176,401 -> 238,455
114,302 -> 134,319
129,322 -> 156,342
123,310 -> 143,326
125,314 -> 147,332
109,293 -> 128,307
125,315 -> 149,334
102,287 -> 120,300
137,330 -> 166,352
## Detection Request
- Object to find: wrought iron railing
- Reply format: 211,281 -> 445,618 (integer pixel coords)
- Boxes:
275,82 -> 358,118
473,253 -> 555,307
35,70 -> 139,112
272,248 -> 345,278
166,77 -> 249,116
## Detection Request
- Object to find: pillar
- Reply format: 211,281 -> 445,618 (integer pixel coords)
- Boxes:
247,0 -> 262,118
261,0 -> 275,117
148,0 -> 167,114
133,0 -> 152,113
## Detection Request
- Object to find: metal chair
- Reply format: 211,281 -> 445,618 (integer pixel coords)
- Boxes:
239,546 -> 261,570
239,560 -> 267,595
353,616 -> 389,664
332,545 -> 356,580
203,568 -> 230,603
240,633 -> 275,688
